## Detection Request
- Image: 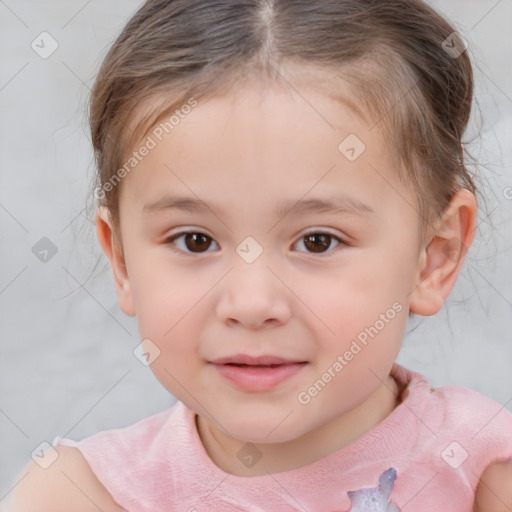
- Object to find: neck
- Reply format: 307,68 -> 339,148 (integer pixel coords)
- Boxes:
195,373 -> 401,476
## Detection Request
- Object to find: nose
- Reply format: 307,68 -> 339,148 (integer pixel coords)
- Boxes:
215,260 -> 292,329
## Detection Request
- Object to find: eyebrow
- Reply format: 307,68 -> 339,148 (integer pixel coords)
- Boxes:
143,195 -> 375,218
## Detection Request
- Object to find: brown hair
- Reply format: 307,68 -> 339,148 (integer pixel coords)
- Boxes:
89,0 -> 476,248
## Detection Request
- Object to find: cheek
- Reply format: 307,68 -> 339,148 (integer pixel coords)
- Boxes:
295,255 -> 410,359
298,259 -> 401,320
128,256 -> 205,331
140,305 -> 205,402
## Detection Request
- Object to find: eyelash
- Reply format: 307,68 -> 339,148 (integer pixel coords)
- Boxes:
164,229 -> 347,256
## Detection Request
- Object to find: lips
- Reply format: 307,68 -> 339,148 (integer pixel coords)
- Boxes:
210,354 -> 306,366
208,354 -> 308,391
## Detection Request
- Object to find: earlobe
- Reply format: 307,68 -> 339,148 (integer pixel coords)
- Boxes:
409,189 -> 477,316
96,207 -> 136,317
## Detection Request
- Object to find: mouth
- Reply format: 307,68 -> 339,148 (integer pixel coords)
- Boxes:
208,355 -> 308,392
224,363 -> 295,368
210,354 -> 307,366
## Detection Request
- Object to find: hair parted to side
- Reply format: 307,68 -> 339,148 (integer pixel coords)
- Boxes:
89,0 -> 476,249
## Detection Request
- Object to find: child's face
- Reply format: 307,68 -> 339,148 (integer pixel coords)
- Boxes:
109,83 -> 425,443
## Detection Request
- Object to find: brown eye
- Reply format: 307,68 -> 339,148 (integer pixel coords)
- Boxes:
167,232 -> 217,253
296,232 -> 342,254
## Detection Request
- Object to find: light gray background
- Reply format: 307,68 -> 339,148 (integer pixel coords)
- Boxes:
1,0 -> 511,500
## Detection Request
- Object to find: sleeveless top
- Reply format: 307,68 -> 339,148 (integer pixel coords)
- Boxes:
52,363 -> 512,511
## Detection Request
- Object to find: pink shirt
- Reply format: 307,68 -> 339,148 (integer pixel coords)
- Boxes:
52,363 -> 512,511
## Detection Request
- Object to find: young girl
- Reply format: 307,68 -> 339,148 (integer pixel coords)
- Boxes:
7,0 -> 512,510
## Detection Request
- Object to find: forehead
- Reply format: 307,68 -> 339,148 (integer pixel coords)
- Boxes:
118,82 -> 416,225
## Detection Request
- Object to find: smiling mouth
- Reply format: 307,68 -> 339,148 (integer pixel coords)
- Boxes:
224,363 -> 293,368
210,361 -> 308,391
210,354 -> 307,366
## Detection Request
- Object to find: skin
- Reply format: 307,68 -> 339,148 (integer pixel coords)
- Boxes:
92,79 -> 510,506
5,78 -> 509,512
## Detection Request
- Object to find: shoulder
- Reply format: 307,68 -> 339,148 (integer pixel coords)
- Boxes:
431,384 -> 512,437
425,384 -> 512,501
431,385 -> 512,457
474,458 -> 512,511
6,445 -> 123,512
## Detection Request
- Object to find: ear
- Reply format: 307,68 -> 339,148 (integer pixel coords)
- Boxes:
96,207 -> 136,317
409,188 -> 477,316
